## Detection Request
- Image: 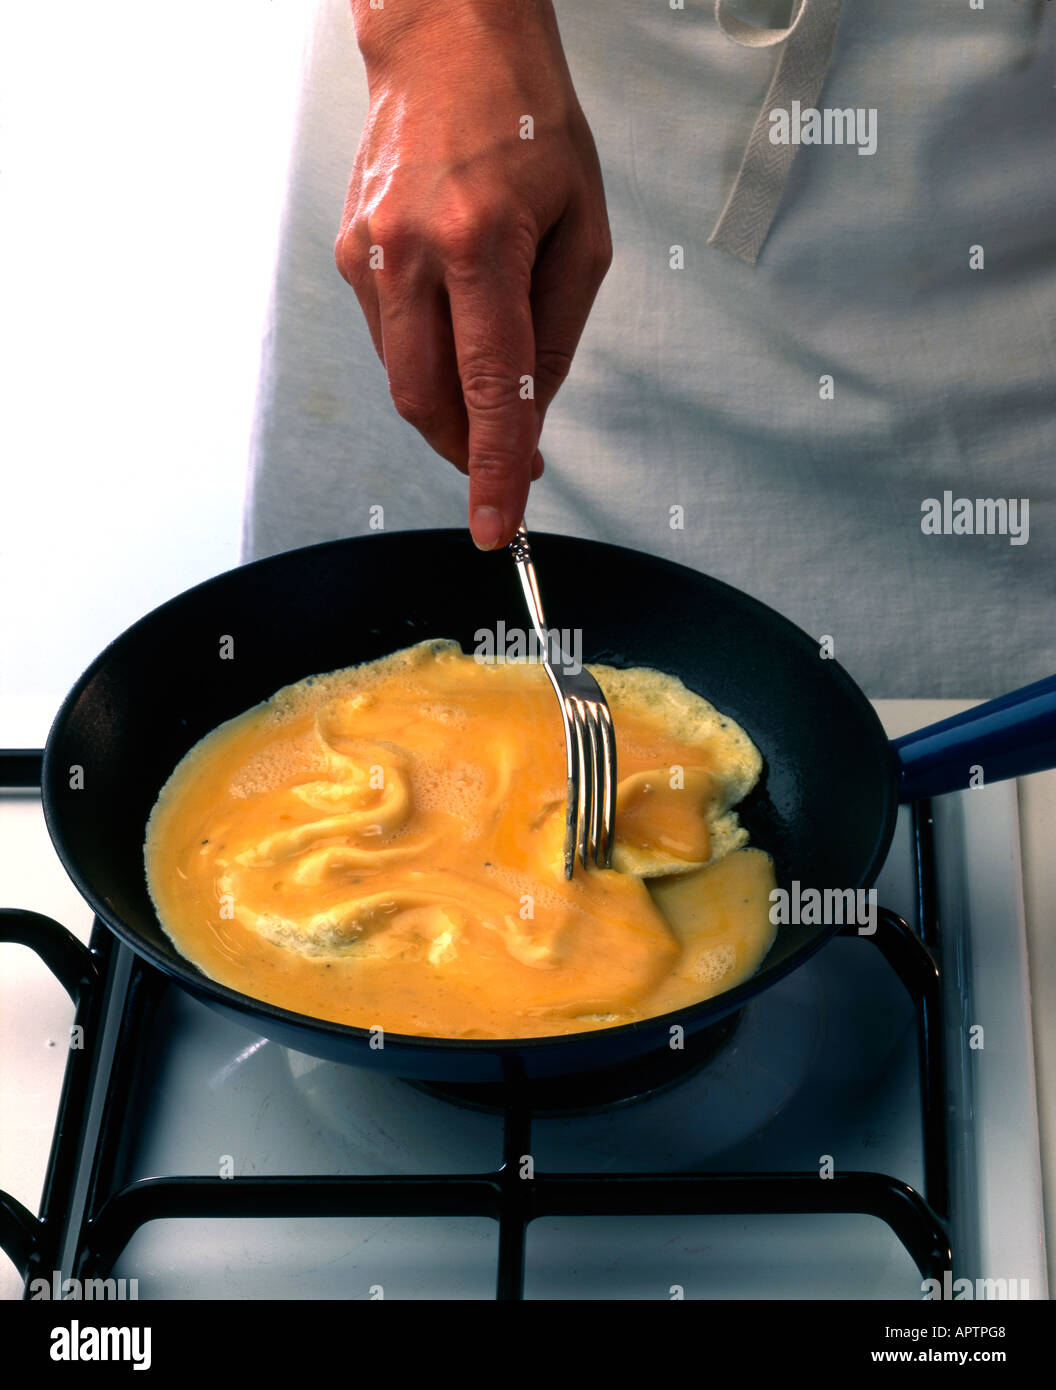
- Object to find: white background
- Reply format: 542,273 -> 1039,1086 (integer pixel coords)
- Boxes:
0,0 -> 316,745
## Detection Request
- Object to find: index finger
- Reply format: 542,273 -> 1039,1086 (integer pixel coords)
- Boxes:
445,264 -> 540,550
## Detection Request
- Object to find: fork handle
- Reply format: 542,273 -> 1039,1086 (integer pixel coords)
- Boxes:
508,521 -> 580,876
508,522 -> 554,661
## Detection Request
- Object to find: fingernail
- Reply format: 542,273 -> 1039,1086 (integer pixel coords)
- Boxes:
471,506 -> 505,551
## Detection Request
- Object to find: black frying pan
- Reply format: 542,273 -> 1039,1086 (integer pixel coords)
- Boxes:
40,530 -> 1056,1082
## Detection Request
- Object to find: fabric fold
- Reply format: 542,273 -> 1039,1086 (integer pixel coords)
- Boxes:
708,0 -> 845,264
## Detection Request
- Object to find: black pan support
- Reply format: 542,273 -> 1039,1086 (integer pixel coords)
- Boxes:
0,751 -> 952,1299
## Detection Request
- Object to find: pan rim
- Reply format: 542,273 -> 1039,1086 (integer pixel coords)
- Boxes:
41,527 -> 902,1056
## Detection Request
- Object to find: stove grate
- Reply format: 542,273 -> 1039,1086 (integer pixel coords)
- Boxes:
0,751 -> 951,1300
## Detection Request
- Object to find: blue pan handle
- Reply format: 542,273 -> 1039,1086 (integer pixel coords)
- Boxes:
891,674 -> 1056,802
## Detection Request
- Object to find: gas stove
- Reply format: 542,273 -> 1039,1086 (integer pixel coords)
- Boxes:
0,703 -> 1046,1302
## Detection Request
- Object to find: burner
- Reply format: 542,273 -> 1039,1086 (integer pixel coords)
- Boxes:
404,1010 -> 744,1116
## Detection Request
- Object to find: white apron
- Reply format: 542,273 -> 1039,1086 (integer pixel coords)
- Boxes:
242,0 -> 1056,697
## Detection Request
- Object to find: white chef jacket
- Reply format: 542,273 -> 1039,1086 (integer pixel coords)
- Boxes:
241,0 -> 1056,698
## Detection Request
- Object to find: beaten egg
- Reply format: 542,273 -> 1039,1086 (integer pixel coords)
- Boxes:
143,640 -> 777,1039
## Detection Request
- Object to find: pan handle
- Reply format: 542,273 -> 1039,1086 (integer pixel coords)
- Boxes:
891,674 -> 1056,802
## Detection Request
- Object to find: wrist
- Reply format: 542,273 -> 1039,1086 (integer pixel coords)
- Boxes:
350,0 -> 562,78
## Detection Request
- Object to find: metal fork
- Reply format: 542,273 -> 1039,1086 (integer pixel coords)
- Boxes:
508,521 -> 616,878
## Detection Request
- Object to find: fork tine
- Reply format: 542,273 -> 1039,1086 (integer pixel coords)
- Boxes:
562,698 -> 580,880
582,701 -> 603,868
583,701 -> 616,869
564,695 -> 584,873
570,698 -> 593,870
595,701 -> 616,868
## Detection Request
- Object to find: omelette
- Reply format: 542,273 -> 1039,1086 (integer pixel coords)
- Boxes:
143,639 -> 776,1039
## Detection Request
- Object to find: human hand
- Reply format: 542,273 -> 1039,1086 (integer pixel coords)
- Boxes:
335,0 -> 612,549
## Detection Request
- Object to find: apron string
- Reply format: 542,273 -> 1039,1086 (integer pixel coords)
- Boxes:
708,0 -> 845,265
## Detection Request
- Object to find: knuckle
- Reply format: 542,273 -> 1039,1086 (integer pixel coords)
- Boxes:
364,205 -> 397,247
364,206 -> 405,252
333,230 -> 356,283
460,361 -> 524,415
534,344 -> 576,394
436,205 -> 497,261
334,225 -> 373,285
437,201 -> 528,272
388,386 -> 442,432
468,452 -> 523,485
591,224 -> 614,276
438,225 -> 489,274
